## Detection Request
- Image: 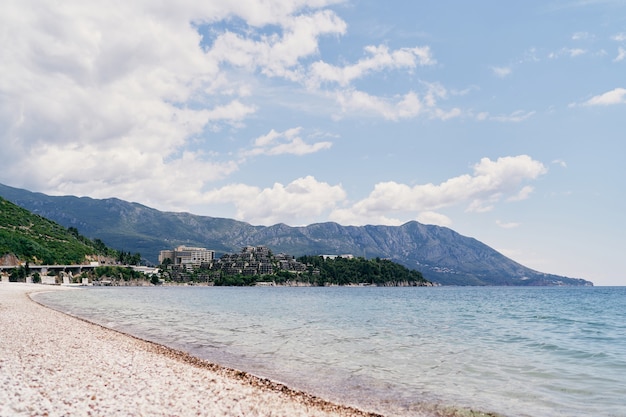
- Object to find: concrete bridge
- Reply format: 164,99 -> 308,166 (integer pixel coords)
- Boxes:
0,264 -> 158,275
0,264 -> 101,275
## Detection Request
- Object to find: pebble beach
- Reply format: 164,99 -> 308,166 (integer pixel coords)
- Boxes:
0,283 -> 381,417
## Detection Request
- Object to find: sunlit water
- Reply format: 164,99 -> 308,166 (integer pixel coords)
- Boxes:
34,286 -> 626,417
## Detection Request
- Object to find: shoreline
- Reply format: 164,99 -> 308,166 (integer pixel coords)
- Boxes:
0,283 -> 382,417
1,283 -> 502,417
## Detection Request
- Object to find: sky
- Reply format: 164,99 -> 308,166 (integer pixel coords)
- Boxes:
1,1 -> 624,286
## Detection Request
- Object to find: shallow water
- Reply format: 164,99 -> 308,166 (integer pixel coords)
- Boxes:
34,286 -> 626,417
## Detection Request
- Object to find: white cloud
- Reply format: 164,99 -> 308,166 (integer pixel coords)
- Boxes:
581,88 -> 626,106
507,185 -> 535,202
13,143 -> 240,212
614,47 -> 626,62
552,159 -> 568,168
305,45 -> 447,121
246,127 -> 333,156
328,209 -> 405,227
202,176 -> 347,225
1,0 -> 550,230
335,90 -> 423,121
417,212 -> 452,227
0,0 -> 355,205
496,220 -> 520,229
187,155 -> 547,227
0,0 -> 457,210
329,155 -> 547,225
204,100 -> 257,123
207,9 -> 347,79
476,112 -> 490,121
491,66 -> 512,78
569,48 -> 587,57
491,110 -> 536,123
335,82 -> 461,121
308,44 -> 435,87
548,48 -> 587,59
612,33 -> 626,42
466,195 -> 500,213
432,107 -> 463,121
572,32 -> 591,41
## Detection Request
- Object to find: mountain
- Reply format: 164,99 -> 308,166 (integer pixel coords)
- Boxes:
0,196 -> 114,265
0,183 -> 592,286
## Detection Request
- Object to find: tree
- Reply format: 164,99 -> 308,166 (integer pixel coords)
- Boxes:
295,255 -> 427,286
92,238 -> 107,253
9,266 -> 27,282
130,252 -> 141,265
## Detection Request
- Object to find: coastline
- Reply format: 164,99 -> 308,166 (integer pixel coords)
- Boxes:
0,283 -> 505,417
0,283 -> 382,417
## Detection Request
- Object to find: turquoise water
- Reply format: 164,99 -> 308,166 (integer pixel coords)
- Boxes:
34,286 -> 626,417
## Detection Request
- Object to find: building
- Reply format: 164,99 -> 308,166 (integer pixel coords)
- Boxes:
159,246 -> 215,269
320,254 -> 354,260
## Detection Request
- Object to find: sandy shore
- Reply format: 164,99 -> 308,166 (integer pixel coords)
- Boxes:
0,283 -> 383,417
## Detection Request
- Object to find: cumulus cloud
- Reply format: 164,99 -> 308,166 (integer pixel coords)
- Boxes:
572,32 -> 592,41
614,47 -> 626,62
0,0 -> 354,204
3,0 -> 538,229
490,110 -> 536,123
417,211 -> 453,227
308,44 -> 435,87
178,155 -> 547,226
548,48 -> 587,59
612,33 -> 626,42
476,112 -> 490,121
507,185 -> 535,202
496,220 -> 520,229
207,9 -> 347,79
303,44 -> 454,121
335,90 -> 423,121
328,155 -> 547,226
491,66 -> 512,78
328,209 -> 405,227
580,88 -> 626,106
0,1 -> 249,196
466,195 -> 501,213
1,0 -> 455,211
335,82 -> 461,121
202,176 -> 347,225
568,48 -> 587,57
246,127 -> 333,156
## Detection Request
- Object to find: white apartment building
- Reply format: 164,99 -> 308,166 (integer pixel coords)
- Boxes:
159,246 -> 215,269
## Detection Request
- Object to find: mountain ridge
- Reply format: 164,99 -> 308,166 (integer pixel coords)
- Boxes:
0,183 -> 592,286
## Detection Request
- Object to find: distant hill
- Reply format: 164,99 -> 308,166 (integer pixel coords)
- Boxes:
0,183 -> 592,286
0,196 -> 115,265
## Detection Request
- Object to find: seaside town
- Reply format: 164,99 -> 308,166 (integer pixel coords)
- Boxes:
159,245 -> 312,276
0,245 -> 356,286
0,244 -> 433,287
158,245 -> 356,283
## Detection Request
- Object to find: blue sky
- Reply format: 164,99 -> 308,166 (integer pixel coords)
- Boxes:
1,1 -> 624,285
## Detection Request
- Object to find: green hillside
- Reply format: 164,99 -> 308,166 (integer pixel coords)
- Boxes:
0,197 -> 117,265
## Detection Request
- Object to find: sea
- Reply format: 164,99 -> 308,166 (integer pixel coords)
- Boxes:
33,286 -> 626,417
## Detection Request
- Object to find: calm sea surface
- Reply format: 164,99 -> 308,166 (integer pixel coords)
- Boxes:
34,286 -> 626,417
